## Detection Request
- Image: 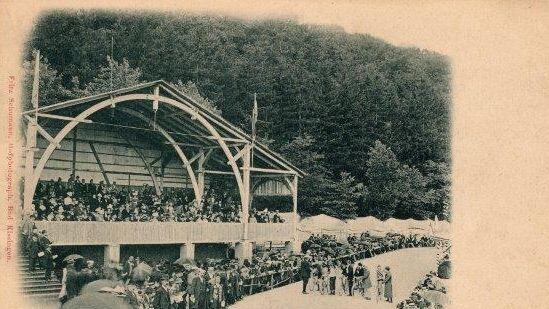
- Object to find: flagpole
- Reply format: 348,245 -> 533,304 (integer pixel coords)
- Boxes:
251,93 -> 258,168
110,34 -> 114,90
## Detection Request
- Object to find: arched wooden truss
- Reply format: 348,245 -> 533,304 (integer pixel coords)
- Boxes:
22,80 -> 305,227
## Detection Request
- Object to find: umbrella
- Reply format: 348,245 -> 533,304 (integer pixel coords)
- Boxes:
80,279 -> 121,295
61,292 -> 133,309
63,254 -> 84,263
174,257 -> 196,268
131,262 -> 152,282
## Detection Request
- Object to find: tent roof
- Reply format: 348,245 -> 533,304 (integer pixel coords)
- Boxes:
299,214 -> 347,231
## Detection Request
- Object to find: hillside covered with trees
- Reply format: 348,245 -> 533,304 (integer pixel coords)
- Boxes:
24,11 -> 451,221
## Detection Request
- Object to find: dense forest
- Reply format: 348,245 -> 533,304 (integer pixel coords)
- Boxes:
24,11 -> 451,221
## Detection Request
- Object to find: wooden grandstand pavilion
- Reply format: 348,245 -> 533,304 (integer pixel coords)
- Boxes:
22,80 -> 304,264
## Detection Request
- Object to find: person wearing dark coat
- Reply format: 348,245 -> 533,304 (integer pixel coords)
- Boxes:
354,263 -> 365,296
38,230 -> 52,250
65,259 -> 91,300
152,277 -> 171,309
299,257 -> 312,294
41,246 -> 55,282
187,269 -> 207,309
233,268 -> 242,301
27,231 -> 40,271
384,266 -> 393,303
219,269 -> 232,305
346,262 -> 355,296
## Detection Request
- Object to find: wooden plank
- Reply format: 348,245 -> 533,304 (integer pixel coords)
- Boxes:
160,82 -> 303,175
244,167 -> 296,175
36,113 -> 94,123
34,221 -> 248,245
197,149 -> 205,197
204,169 -> 234,175
22,80 -> 161,115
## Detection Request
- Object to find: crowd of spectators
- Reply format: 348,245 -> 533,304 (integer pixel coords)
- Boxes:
397,248 -> 451,309
21,204 -> 445,309
22,186 -> 448,309
31,175 -> 289,224
31,175 -> 242,223
249,208 -> 285,223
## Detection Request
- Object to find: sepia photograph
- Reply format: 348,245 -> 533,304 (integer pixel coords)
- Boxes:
15,9 -> 451,309
1,1 -> 548,309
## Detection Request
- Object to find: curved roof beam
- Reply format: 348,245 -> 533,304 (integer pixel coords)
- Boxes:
30,94 -> 245,209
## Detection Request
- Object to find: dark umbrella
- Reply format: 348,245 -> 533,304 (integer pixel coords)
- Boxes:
63,254 -> 84,263
61,292 -> 133,309
80,279 -> 121,295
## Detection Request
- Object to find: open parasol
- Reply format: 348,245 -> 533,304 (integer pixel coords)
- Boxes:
63,254 -> 84,263
61,292 -> 133,309
173,257 -> 196,268
80,279 -> 121,295
131,262 -> 152,282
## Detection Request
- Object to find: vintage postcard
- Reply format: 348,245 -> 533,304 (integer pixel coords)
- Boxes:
1,1 -> 548,309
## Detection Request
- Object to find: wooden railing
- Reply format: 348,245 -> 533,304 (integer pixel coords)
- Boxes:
248,223 -> 295,242
34,221 -> 294,245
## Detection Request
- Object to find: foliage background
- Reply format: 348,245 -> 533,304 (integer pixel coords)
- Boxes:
24,11 -> 451,221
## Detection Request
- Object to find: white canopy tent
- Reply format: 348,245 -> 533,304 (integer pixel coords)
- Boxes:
299,214 -> 450,240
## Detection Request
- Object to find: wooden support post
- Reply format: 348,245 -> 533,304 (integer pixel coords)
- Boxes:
179,243 -> 195,260
89,142 -> 111,186
23,120 -> 37,213
72,129 -> 77,175
104,244 -> 120,265
197,148 -> 205,203
242,143 -> 251,238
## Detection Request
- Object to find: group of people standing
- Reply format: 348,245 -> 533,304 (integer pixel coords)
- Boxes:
20,216 -> 56,283
300,256 -> 393,303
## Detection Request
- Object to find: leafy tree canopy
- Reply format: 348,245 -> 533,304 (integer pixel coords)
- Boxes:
24,11 -> 451,220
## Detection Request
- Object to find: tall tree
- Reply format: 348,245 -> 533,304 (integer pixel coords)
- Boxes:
22,56 -> 75,110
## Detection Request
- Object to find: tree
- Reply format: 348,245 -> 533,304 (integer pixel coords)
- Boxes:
279,134 -> 330,217
22,55 -> 75,110
422,160 -> 451,220
363,141 -> 401,219
318,172 -> 364,220
279,135 -> 363,219
392,164 -> 429,219
170,80 -> 222,116
77,56 -> 142,96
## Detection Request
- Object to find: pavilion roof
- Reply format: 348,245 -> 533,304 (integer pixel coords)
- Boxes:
24,80 -> 305,177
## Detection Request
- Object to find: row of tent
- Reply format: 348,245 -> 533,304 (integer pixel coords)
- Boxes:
298,214 -> 450,241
